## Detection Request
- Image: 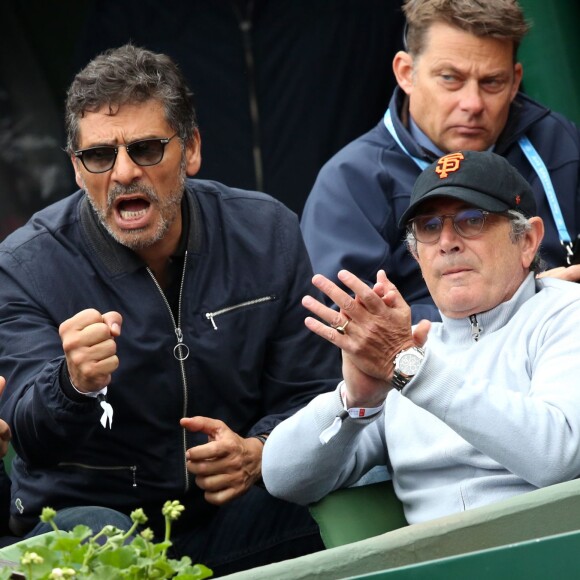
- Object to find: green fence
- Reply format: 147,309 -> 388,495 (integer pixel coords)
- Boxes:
519,0 -> 580,124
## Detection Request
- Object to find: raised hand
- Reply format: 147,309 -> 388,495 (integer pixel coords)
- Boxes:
59,309 -> 123,393
302,269 -> 415,407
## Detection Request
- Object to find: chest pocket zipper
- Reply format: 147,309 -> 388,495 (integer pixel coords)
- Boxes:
206,295 -> 276,330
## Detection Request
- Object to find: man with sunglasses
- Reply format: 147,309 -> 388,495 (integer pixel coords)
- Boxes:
300,0 -> 580,324
0,44 -> 341,574
262,150 -> 580,524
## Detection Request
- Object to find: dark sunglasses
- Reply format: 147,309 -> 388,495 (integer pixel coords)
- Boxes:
409,208 -> 508,244
74,134 -> 178,174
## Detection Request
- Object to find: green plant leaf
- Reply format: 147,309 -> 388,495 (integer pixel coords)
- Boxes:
174,565 -> 214,580
70,525 -> 94,541
1,501 -> 212,579
94,545 -> 138,569
83,563 -> 126,579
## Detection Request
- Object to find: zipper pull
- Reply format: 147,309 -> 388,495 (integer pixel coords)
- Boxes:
469,314 -> 482,342
206,312 -> 218,330
173,327 -> 190,361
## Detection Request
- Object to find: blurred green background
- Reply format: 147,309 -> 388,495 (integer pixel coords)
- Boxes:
519,0 -> 580,124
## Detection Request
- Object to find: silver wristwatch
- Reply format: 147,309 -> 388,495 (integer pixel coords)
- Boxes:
392,346 -> 425,391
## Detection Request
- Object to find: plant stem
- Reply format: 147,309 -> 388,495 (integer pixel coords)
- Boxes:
161,515 -> 171,559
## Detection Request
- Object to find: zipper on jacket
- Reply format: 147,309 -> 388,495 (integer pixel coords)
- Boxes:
59,463 -> 137,487
146,251 -> 190,493
206,295 -> 276,330
147,260 -> 190,363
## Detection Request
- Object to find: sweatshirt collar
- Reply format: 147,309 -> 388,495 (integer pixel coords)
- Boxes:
439,272 -> 537,341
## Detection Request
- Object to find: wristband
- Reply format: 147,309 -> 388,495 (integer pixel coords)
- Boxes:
252,434 -> 269,445
252,434 -> 269,489
67,370 -> 112,429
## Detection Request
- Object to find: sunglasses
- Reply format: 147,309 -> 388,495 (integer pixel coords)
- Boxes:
409,208 -> 507,244
74,134 -> 178,174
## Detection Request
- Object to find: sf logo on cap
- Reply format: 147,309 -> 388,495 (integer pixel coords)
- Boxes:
436,152 -> 465,179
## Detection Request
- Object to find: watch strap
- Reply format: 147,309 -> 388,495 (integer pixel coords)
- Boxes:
392,371 -> 409,392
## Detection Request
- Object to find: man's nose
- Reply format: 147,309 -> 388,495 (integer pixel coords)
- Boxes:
438,218 -> 462,253
459,81 -> 485,115
110,147 -> 144,184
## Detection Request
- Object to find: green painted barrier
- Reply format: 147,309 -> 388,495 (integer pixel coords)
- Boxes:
310,480 -> 407,549
519,0 -> 580,124
222,478 -> 580,580
350,528 -> 580,579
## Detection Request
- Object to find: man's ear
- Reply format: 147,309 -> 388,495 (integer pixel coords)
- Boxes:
185,129 -> 202,176
393,51 -> 414,96
510,62 -> 523,102
522,216 -> 544,269
70,156 -> 84,189
407,239 -> 420,263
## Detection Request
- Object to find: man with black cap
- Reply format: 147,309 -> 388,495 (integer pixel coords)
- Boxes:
261,150 -> 580,524
300,0 -> 580,324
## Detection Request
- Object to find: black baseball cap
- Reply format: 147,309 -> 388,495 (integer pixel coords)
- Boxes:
398,150 -> 536,228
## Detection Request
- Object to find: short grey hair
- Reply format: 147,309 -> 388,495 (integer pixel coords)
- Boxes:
405,209 -> 543,273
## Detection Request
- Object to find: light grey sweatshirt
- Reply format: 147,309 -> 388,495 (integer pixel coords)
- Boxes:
262,274 -> 580,523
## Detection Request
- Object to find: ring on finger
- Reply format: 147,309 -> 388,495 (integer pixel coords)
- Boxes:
335,319 -> 350,335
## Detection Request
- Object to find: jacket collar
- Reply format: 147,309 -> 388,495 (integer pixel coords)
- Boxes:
389,87 -> 435,164
494,92 -> 550,154
79,180 -> 203,277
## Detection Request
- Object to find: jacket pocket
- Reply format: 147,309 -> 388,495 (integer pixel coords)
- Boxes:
58,462 -> 138,487
205,295 -> 277,330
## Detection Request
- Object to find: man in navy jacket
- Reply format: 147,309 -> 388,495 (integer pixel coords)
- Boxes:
0,44 -> 340,575
301,0 -> 580,323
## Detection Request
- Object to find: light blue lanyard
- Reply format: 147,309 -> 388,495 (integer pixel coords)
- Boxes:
384,108 -> 574,262
518,135 -> 573,253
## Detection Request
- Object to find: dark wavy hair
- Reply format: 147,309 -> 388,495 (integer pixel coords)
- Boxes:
65,44 -> 197,152
403,0 -> 530,60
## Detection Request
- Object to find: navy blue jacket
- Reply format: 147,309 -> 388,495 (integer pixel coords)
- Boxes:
301,88 -> 580,322
0,180 -> 341,534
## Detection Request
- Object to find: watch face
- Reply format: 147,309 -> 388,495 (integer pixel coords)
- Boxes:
399,352 -> 422,376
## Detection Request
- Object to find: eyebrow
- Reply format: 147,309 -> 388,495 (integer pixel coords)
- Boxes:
433,63 -> 511,81
79,134 -> 164,149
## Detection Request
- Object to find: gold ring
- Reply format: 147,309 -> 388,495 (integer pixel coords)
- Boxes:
335,319 -> 350,335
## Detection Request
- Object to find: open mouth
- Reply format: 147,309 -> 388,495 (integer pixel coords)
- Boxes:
114,196 -> 152,229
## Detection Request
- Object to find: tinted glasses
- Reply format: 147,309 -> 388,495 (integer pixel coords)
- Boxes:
74,134 -> 178,173
409,208 -> 506,244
